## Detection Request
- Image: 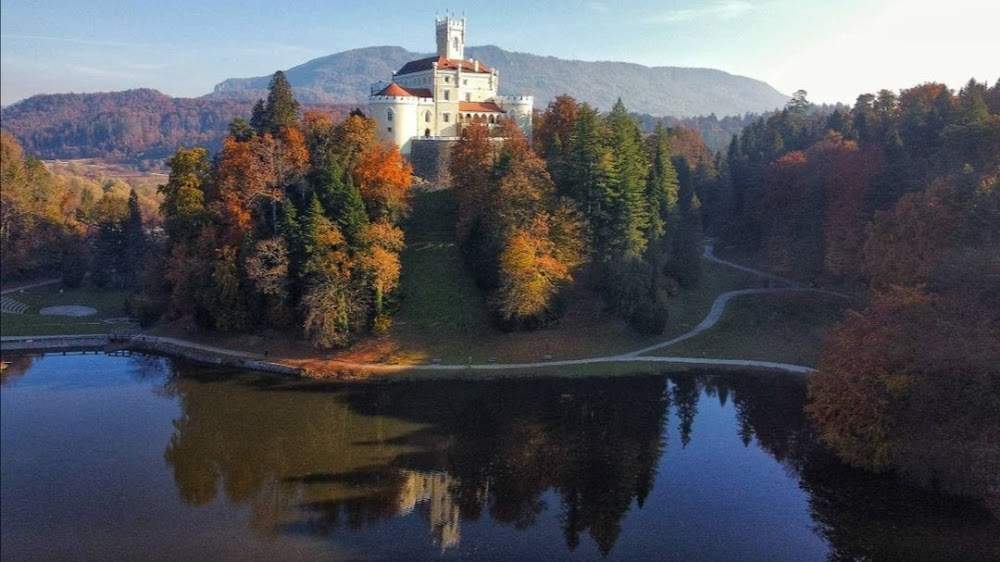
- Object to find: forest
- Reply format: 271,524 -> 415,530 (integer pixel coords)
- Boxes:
0,87 -> 750,170
706,81 -> 1000,512
0,88 -> 356,170
2,71 -> 998,513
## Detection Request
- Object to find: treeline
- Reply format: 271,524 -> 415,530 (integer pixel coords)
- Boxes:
0,89 -> 354,170
449,96 -> 709,332
632,111 -> 771,153
704,80 -> 1000,511
1,131 -> 157,287
139,72 -> 412,347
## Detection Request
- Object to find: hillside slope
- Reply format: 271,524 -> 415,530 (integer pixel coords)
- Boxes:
209,45 -> 789,117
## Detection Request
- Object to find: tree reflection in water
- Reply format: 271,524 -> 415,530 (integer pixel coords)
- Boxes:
160,363 -> 1000,559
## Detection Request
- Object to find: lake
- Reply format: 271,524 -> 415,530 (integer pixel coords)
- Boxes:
2,353 -> 998,561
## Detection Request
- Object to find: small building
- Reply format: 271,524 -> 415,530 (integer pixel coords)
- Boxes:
369,16 -> 533,156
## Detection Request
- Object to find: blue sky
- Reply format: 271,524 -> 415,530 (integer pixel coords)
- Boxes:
2,0 -> 998,108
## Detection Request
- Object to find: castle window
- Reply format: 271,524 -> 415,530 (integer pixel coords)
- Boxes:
444,90 -> 450,101
387,127 -> 392,132
424,111 -> 431,123
443,113 -> 450,123
453,37 -> 459,51
445,76 -> 450,83
386,108 -> 393,122
465,92 -> 471,102
425,128 -> 431,138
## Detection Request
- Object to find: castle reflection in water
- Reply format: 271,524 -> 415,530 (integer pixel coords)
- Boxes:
397,470 -> 461,550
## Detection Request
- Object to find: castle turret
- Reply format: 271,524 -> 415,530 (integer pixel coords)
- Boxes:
436,17 -> 465,60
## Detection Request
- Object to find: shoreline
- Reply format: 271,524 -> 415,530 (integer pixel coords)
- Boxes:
1,245 -> 846,381
1,331 -> 814,381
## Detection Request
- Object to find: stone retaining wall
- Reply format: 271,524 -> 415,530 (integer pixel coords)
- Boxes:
409,138 -> 459,185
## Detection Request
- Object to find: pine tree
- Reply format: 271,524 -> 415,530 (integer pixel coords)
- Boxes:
121,188 -> 146,288
568,104 -> 613,260
315,161 -> 368,248
605,99 -> 650,259
646,121 -> 680,244
262,71 -> 300,134
249,99 -> 267,134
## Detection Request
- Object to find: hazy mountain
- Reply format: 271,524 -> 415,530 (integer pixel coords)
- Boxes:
0,89 -> 351,169
0,45 -> 787,166
209,45 -> 790,117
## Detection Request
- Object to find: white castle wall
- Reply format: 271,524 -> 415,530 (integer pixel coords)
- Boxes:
370,95 -> 431,155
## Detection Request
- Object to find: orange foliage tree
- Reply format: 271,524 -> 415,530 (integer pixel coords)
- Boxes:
353,142 -> 413,223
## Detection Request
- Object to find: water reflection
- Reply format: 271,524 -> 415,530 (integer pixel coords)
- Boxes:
4,354 -> 997,559
162,368 -> 669,555
157,364 -> 999,559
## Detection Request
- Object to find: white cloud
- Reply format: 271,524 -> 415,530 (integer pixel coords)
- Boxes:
647,1 -> 755,23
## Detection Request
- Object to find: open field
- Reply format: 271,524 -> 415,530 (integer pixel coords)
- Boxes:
651,291 -> 852,366
0,285 -> 131,336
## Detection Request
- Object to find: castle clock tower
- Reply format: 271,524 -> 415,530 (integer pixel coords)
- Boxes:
436,16 -> 465,59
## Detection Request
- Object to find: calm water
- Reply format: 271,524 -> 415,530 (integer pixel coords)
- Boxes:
2,354 -> 998,561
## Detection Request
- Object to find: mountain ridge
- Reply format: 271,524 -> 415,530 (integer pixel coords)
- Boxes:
207,44 -> 790,117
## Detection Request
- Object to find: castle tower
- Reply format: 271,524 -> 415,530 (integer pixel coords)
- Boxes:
436,16 -> 465,60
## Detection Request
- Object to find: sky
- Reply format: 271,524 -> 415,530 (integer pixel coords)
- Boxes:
2,0 -> 998,108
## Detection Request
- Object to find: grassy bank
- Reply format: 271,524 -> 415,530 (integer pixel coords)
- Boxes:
653,292 -> 851,366
0,285 -> 130,336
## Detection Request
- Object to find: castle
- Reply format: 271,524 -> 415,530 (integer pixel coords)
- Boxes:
369,16 -> 533,156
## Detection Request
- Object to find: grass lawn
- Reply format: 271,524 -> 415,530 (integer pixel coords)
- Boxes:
651,291 -> 852,367
0,285 -> 131,336
334,190 -> 773,366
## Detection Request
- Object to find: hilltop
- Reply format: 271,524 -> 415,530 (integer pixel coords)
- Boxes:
209,45 -> 789,117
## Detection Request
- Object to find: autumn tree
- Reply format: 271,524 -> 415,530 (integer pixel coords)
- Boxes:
352,141 -> 413,223
0,132 -> 74,280
158,147 -> 211,242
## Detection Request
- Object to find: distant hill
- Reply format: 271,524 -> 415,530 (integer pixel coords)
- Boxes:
0,90 -> 252,168
0,89 -> 351,169
1,46 -> 787,166
209,45 -> 790,117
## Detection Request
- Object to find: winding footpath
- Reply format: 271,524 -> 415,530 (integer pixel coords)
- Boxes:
1,248 -> 851,377
311,243 -> 852,376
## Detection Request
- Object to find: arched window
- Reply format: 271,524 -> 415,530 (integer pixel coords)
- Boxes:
424,111 -> 431,123
386,108 -> 393,122
424,128 -> 431,138
489,115 -> 496,124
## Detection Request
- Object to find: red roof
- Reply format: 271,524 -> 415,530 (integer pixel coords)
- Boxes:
396,56 -> 492,76
459,101 -> 504,113
374,83 -> 432,98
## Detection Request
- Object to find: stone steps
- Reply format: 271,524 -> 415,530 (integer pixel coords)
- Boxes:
0,296 -> 29,314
